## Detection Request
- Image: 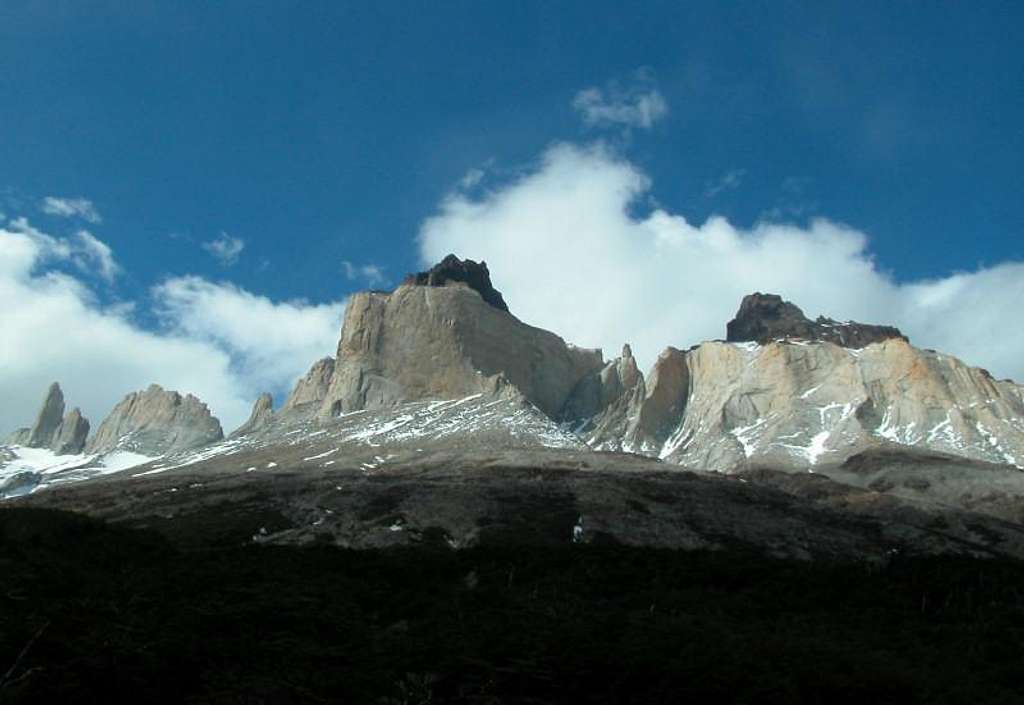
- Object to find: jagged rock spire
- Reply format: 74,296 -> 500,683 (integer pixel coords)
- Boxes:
27,382 -> 65,447
51,408 -> 90,455
4,382 -> 91,455
231,393 -> 274,438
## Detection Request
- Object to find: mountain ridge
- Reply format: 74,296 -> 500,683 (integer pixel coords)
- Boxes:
3,255 -> 1023,522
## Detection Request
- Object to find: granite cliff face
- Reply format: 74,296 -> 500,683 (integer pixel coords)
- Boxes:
283,357 -> 335,412
647,338 -> 1024,471
287,256 -> 603,420
269,273 -> 1022,475
86,384 -> 223,456
727,293 -> 907,348
550,293 -> 1024,472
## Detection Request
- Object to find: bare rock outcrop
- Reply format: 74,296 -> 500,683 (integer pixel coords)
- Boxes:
304,257 -> 603,419
629,346 -> 690,450
283,358 -> 335,411
86,384 -> 223,456
231,393 -> 274,438
612,338 -> 1024,472
51,408 -> 90,455
727,293 -> 907,348
27,382 -> 66,447
563,344 -> 648,449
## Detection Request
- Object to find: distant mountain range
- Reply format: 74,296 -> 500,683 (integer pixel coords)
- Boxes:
4,255 -> 1024,559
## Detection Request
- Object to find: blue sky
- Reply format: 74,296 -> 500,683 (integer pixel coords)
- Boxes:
2,2 -> 1022,431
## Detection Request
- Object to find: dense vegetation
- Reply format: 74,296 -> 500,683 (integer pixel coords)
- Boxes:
2,508 -> 1024,704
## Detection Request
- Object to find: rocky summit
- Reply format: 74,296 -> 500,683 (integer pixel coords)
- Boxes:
289,257 -> 602,420
3,255 -> 1024,558
726,292 -> 907,347
86,384 -> 224,456
401,253 -> 510,312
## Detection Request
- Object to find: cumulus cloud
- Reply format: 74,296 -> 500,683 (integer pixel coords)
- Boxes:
342,261 -> 387,287
153,276 -> 345,397
420,142 -> 1024,382
202,232 -> 245,266
573,71 -> 668,130
41,196 -> 102,224
0,222 -> 344,435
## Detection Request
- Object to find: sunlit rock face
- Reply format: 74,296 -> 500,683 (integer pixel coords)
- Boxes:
289,256 -> 604,420
86,384 -> 223,456
283,357 -> 335,412
584,337 -> 1024,472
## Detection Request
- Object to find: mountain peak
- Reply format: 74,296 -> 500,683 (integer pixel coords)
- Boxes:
403,254 -> 510,313
726,292 -> 907,348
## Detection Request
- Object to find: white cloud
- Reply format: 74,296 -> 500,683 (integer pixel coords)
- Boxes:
73,230 -> 119,282
202,232 -> 245,266
420,142 -> 1024,383
7,217 -> 119,283
41,196 -> 102,224
342,260 -> 387,287
704,169 -> 747,198
153,276 -> 345,398
573,72 -> 668,130
0,223 -> 344,436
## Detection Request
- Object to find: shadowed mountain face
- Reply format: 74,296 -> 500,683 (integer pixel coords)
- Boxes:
726,292 -> 907,348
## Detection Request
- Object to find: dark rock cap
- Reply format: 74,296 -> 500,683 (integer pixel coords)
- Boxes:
403,254 -> 510,313
726,293 -> 907,348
